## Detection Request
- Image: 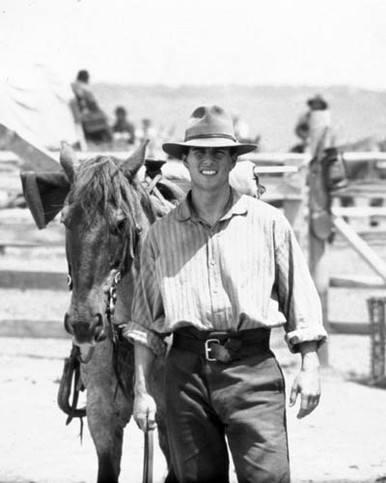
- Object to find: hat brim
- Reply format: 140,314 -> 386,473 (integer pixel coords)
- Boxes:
307,98 -> 328,109
162,138 -> 257,160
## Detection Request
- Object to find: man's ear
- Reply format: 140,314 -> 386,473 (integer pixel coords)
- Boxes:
181,151 -> 189,169
230,154 -> 238,171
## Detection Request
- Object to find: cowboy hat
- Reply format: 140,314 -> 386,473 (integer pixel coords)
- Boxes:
307,95 -> 329,110
162,105 -> 257,160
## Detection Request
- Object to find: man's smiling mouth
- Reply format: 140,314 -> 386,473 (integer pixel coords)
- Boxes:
200,169 -> 217,176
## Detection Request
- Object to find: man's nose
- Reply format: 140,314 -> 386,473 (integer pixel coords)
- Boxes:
202,149 -> 215,162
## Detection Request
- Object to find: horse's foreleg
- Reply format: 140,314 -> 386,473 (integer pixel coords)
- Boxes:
83,340 -> 133,483
87,388 -> 126,483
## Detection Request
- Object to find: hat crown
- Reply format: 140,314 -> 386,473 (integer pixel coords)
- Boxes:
184,105 -> 237,142
162,104 -> 257,160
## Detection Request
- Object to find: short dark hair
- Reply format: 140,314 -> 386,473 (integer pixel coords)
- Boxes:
115,106 -> 127,116
184,146 -> 237,159
229,146 -> 238,158
77,70 -> 89,82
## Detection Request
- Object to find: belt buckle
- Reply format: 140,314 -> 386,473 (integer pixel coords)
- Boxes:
204,338 -> 220,361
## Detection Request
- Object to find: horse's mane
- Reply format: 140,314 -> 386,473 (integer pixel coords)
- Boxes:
68,155 -> 156,227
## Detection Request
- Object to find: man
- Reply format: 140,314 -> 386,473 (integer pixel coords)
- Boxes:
71,69 -> 112,143
292,94 -> 331,155
124,105 -> 327,482
112,106 -> 136,144
71,70 -> 99,113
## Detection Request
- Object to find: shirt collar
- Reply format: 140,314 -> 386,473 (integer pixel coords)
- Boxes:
176,188 -> 248,223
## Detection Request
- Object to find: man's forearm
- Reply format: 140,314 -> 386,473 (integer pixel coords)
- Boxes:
290,340 -> 321,418
134,342 -> 156,395
299,341 -> 320,371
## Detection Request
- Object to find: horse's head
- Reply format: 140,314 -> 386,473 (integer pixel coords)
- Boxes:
60,141 -> 156,346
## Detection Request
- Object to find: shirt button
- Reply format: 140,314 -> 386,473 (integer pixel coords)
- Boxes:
210,259 -> 215,266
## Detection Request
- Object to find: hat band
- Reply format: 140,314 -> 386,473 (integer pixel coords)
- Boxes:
184,133 -> 237,142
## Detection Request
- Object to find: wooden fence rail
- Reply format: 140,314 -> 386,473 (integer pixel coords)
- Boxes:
1,145 -> 386,349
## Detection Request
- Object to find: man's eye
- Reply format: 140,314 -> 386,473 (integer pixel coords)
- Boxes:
214,152 -> 225,159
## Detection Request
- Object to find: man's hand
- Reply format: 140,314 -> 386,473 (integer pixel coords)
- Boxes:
289,367 -> 321,418
133,391 -> 157,432
289,341 -> 321,419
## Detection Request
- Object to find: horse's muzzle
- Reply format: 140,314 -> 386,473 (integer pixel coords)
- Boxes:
64,313 -> 107,344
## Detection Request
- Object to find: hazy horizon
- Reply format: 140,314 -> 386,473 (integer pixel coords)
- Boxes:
2,0 -> 386,90
95,81 -> 386,92
93,83 -> 386,151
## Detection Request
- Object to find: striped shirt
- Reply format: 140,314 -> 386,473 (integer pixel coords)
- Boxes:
125,189 -> 327,356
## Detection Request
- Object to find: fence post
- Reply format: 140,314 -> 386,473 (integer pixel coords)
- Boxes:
283,160 -> 309,253
308,111 -> 333,367
367,297 -> 386,381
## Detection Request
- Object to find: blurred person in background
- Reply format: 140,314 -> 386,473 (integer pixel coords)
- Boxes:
136,118 -> 158,157
112,106 -> 136,144
291,95 -> 332,155
71,69 -> 112,144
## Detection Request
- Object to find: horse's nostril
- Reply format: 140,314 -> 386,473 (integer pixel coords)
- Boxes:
64,313 -> 74,335
95,329 -> 107,342
64,312 -> 105,344
91,313 -> 104,332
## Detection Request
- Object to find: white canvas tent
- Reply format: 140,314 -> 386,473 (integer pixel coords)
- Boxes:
0,61 -> 82,150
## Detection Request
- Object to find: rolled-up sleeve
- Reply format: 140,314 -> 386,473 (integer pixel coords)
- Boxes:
274,213 -> 328,353
123,232 -> 166,356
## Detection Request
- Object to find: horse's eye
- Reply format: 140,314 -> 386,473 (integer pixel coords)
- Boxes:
61,206 -> 72,227
112,219 -> 125,235
60,212 -> 69,227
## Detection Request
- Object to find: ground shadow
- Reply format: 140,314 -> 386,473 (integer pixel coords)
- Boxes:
348,373 -> 386,389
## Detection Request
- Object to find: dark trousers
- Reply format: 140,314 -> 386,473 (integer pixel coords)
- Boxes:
164,347 -> 290,483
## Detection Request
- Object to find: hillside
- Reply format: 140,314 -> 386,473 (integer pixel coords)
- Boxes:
94,84 -> 386,151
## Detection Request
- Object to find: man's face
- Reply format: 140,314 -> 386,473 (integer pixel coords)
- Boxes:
183,147 -> 236,191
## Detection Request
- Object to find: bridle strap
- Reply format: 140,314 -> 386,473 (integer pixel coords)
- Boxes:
106,270 -> 122,343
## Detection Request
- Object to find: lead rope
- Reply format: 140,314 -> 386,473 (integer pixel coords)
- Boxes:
57,268 -> 86,440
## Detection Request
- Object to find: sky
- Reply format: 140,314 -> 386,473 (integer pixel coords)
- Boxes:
1,0 -> 386,90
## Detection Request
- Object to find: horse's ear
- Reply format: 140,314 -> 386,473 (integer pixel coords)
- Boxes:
122,139 -> 149,177
60,141 -> 77,182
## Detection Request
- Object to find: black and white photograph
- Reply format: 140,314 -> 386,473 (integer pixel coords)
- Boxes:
1,0 -> 386,482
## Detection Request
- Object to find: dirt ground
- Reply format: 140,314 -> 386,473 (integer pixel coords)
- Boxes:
1,334 -> 386,483
1,217 -> 386,482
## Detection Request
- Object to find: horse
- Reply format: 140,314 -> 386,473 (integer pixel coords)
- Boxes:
58,141 -> 181,483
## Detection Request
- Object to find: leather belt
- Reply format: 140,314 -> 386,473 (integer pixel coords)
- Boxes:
172,327 -> 270,363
